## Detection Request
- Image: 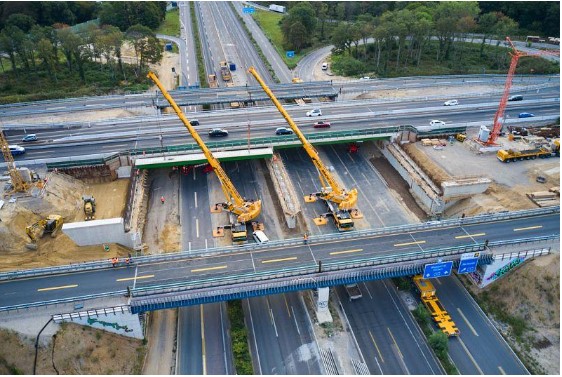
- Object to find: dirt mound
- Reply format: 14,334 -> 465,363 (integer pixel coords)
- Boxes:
401,143 -> 452,185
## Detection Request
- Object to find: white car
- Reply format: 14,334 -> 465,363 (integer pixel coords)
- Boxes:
444,99 -> 458,106
429,120 -> 446,127
306,108 -> 322,117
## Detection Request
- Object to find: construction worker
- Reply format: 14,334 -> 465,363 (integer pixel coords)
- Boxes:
161,196 -> 165,204
111,257 -> 118,267
303,233 -> 309,245
125,257 -> 130,266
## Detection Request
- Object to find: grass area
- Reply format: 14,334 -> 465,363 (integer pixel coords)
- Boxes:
227,300 -> 253,374
0,62 -> 149,104
156,8 -> 180,37
189,2 -> 207,88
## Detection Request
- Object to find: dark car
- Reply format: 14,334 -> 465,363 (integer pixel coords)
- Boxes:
508,95 -> 523,101
189,119 -> 200,126
208,128 -> 229,137
275,127 -> 293,135
21,134 -> 37,142
313,121 -> 331,128
518,112 -> 535,118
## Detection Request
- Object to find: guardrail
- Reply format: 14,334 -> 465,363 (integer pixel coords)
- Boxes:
0,206 -> 557,282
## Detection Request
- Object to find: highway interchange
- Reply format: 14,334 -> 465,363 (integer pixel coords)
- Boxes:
1,1 -> 560,375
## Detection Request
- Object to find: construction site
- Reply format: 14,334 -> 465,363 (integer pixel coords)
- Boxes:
0,42 -> 560,375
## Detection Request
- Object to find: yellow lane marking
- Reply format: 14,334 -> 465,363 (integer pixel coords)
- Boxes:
458,337 -> 484,374
457,308 -> 479,336
514,225 -> 543,231
387,327 -> 404,359
394,240 -> 426,247
261,257 -> 297,264
191,265 -> 227,273
116,274 -> 154,282
498,366 -> 506,375
455,233 -> 486,239
284,295 -> 291,317
369,330 -> 384,363
330,248 -> 363,256
37,284 -> 78,292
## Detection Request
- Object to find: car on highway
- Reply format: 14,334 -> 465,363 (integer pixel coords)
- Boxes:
306,108 -> 322,117
508,95 -> 523,101
444,99 -> 458,106
189,119 -> 200,126
321,62 -> 328,70
313,120 -> 331,128
275,127 -> 293,135
21,134 -> 37,142
208,128 -> 229,137
429,120 -> 446,127
518,112 -> 535,118
359,76 -> 371,80
9,145 -> 25,155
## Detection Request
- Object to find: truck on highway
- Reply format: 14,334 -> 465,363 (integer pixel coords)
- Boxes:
496,143 -> 559,163
345,283 -> 363,301
269,4 -> 286,13
219,61 -> 232,81
208,73 -> 218,88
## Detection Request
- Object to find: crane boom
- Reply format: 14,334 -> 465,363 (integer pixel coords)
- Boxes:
147,72 -> 261,223
0,129 -> 28,193
248,66 -> 358,211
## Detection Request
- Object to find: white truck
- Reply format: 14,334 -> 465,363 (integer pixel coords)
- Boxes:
269,4 -> 286,13
345,284 -> 362,301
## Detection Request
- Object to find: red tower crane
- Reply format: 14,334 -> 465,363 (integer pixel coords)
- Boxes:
485,37 -> 559,145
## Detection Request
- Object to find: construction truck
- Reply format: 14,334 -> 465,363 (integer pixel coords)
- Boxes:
292,77 -> 303,83
26,215 -> 63,249
208,74 -> 218,88
413,275 -> 460,337
248,66 -> 360,231
219,61 -> 232,81
496,145 -> 558,162
345,283 -> 363,301
147,72 -> 261,242
82,195 -> 96,220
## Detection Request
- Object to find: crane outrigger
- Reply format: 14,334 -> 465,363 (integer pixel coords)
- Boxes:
147,72 -> 261,241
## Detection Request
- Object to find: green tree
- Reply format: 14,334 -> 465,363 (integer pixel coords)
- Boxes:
433,1 -> 479,61
99,2 -> 165,31
5,13 -> 36,33
37,37 -> 57,80
280,2 -> 316,50
0,27 -> 19,71
428,331 -> 449,360
125,24 -> 161,75
331,22 -> 353,55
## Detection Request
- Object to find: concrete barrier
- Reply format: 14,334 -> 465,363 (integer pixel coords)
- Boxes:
62,218 -> 139,248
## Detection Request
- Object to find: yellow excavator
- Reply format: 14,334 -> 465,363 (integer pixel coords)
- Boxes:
25,215 -> 63,249
147,72 -> 261,242
248,66 -> 360,231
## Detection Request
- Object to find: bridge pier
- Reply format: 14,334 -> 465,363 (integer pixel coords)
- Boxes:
315,287 -> 333,324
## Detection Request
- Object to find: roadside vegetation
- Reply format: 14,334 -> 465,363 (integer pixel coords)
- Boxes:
227,300 -> 253,374
156,7 -> 180,37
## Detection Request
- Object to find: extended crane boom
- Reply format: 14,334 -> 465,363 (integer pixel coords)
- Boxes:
147,72 -> 261,225
248,66 -> 358,211
0,128 -> 28,193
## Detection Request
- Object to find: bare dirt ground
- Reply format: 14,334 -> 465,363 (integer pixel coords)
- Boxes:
0,323 -> 144,374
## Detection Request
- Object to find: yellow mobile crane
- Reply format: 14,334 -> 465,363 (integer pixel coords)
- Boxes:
0,128 -> 29,194
248,66 -> 360,231
147,72 -> 261,241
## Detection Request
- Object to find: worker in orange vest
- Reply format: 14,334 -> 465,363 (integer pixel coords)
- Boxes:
111,257 -> 118,267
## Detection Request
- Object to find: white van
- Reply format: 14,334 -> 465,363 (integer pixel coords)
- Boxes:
253,230 -> 270,243
321,62 -> 328,70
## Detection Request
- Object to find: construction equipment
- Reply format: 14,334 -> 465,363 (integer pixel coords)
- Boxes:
208,73 -> 218,88
292,77 -> 303,83
147,72 -> 261,242
219,61 -> 232,81
82,195 -> 96,220
26,215 -> 63,248
484,37 -> 559,145
413,275 -> 460,337
456,133 -> 466,142
497,142 -> 559,162
249,66 -> 359,231
0,128 -> 29,194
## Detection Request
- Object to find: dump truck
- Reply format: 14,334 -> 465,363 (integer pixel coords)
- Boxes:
496,146 -> 557,162
82,195 -> 96,220
345,283 -> 363,301
208,74 -> 218,88
219,61 -> 231,81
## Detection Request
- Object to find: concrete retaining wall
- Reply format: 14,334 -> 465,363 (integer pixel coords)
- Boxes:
441,177 -> 491,201
53,306 -> 143,339
62,218 -> 139,248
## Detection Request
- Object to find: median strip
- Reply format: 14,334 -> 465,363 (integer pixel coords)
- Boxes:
330,248 -> 363,255
37,284 -> 78,292
455,233 -> 486,239
394,240 -> 426,247
191,265 -> 228,273
261,257 -> 297,264
513,225 -> 543,231
116,274 -> 154,282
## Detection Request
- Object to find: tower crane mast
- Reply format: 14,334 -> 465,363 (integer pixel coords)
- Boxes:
248,66 -> 359,230
147,72 -> 261,238
486,37 -> 559,145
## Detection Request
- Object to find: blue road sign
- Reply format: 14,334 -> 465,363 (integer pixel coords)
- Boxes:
243,7 -> 254,14
286,51 -> 295,58
423,261 -> 453,279
457,251 -> 480,274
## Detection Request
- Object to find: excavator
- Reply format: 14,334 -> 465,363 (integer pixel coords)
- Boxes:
147,72 -> 261,242
248,66 -> 360,231
25,215 -> 63,249
82,195 -> 96,220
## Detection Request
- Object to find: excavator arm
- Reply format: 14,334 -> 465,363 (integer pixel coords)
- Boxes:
147,72 -> 261,223
248,66 -> 357,210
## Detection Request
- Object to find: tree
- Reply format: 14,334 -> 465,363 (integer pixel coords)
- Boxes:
37,38 -> 57,80
125,24 -> 161,75
432,2 -> 479,61
280,2 -> 316,50
99,2 -> 166,31
5,13 -> 36,33
0,27 -> 19,71
331,23 -> 353,56
428,332 -> 449,360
